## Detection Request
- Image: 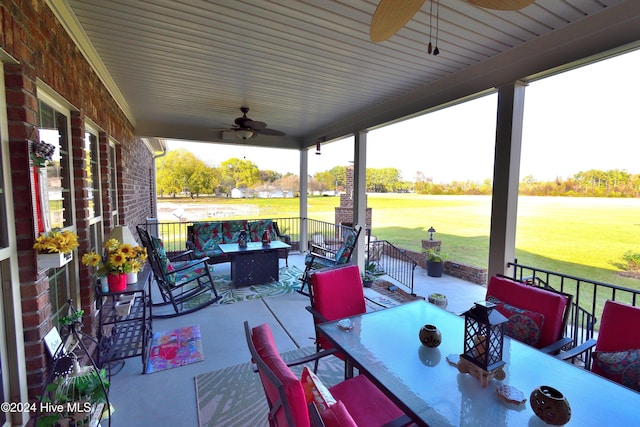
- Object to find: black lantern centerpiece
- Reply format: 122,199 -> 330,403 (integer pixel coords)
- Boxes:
457,301 -> 508,387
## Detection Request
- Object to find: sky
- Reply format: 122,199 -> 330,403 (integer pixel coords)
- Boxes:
167,49 -> 640,183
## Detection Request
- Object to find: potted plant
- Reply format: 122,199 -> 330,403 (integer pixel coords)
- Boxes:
38,362 -> 110,427
361,270 -> 375,287
361,261 -> 378,287
428,292 -> 448,309
82,238 -> 147,292
425,249 -> 445,278
33,229 -> 79,269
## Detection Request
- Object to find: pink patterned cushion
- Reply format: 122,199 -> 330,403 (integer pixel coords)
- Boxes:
488,296 -> 545,347
593,349 -> 640,391
486,276 -> 568,349
301,367 -> 336,413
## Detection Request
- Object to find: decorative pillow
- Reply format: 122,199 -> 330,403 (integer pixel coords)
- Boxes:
593,349 -> 640,391
320,400 -> 358,427
488,296 -> 545,347
301,366 -> 336,413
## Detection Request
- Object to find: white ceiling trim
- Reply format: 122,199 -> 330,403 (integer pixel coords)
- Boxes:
46,0 -> 135,126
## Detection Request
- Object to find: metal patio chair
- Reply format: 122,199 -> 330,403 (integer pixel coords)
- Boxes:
137,225 -> 221,318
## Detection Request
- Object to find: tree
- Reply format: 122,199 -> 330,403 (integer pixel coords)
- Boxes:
219,158 -> 260,192
156,149 -> 208,197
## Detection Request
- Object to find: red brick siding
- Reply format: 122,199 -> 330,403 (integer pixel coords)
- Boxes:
2,0 -> 155,397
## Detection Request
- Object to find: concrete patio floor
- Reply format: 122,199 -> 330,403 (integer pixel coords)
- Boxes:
105,252 -> 487,427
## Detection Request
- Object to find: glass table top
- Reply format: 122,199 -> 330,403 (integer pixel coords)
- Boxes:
318,300 -> 640,427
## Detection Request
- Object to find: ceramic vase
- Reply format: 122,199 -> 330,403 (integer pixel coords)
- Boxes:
107,273 -> 127,292
530,385 -> 571,426
126,271 -> 138,285
419,324 -> 442,348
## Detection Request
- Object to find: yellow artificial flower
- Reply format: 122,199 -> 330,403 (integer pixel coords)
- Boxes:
33,229 -> 79,254
109,251 -> 127,268
81,252 -> 101,267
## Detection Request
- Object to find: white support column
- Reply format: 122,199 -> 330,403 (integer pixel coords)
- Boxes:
353,131 -> 367,270
299,148 -> 309,254
488,81 -> 526,279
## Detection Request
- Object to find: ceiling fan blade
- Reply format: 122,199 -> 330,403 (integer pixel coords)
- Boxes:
257,128 -> 285,137
370,0 -> 425,42
468,0 -> 535,11
246,120 -> 267,130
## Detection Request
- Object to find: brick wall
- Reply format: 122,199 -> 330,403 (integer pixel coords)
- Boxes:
401,248 -> 488,285
335,165 -> 372,229
2,0 -> 155,398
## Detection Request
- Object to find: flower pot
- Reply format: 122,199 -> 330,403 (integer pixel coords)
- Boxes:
37,251 -> 73,269
428,293 -> 448,309
427,260 -> 443,277
126,271 -> 138,284
107,273 -> 127,292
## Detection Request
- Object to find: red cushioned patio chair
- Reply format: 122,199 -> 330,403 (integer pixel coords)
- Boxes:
557,300 -> 640,392
305,265 -> 367,375
244,321 -> 411,427
486,275 -> 573,353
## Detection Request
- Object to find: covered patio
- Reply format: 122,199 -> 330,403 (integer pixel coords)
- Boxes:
107,252 -> 487,427
1,1 -> 639,426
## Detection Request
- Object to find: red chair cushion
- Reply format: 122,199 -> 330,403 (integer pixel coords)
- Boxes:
486,276 -> 568,349
311,265 -> 366,320
311,265 -> 367,352
592,349 -> 640,391
329,374 -> 404,427
321,401 -> 358,427
592,300 -> 640,384
251,324 -> 309,427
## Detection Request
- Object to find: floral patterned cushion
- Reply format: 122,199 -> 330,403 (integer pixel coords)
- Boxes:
488,296 -> 545,347
221,220 -> 248,243
593,349 -> 640,391
150,236 -> 173,274
248,219 -> 276,242
192,222 -> 223,252
301,366 -> 336,413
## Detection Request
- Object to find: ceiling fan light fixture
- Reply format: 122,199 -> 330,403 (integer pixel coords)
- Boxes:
235,128 -> 254,140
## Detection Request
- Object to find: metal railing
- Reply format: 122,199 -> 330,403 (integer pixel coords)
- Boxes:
367,239 -> 418,295
142,217 -> 300,254
508,260 -> 640,366
142,217 -> 418,292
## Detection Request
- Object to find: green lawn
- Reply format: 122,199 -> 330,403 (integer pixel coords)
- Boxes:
159,194 -> 640,290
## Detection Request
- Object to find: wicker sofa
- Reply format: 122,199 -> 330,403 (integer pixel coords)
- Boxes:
186,219 -> 290,265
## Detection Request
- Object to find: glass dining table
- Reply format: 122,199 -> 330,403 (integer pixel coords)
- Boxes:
317,300 -> 640,427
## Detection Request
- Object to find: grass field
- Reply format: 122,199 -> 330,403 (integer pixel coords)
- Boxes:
158,194 -> 640,290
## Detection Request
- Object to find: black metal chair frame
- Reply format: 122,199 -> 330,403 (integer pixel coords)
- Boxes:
137,225 -> 221,318
298,225 -> 362,296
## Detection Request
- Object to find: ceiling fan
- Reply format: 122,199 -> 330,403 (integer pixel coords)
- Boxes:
211,107 -> 285,140
370,0 -> 536,42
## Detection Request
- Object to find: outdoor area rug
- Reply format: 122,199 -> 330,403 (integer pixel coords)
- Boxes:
185,265 -> 303,308
146,325 -> 204,374
195,345 -> 344,427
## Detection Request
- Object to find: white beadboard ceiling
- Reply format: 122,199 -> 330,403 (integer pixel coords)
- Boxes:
55,0 -> 640,151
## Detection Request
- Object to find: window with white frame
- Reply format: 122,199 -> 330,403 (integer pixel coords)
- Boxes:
108,142 -> 118,224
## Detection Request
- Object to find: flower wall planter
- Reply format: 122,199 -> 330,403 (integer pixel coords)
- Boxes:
37,251 -> 73,269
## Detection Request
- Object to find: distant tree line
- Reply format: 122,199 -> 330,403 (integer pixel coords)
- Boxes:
414,169 -> 640,197
156,150 -> 638,198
